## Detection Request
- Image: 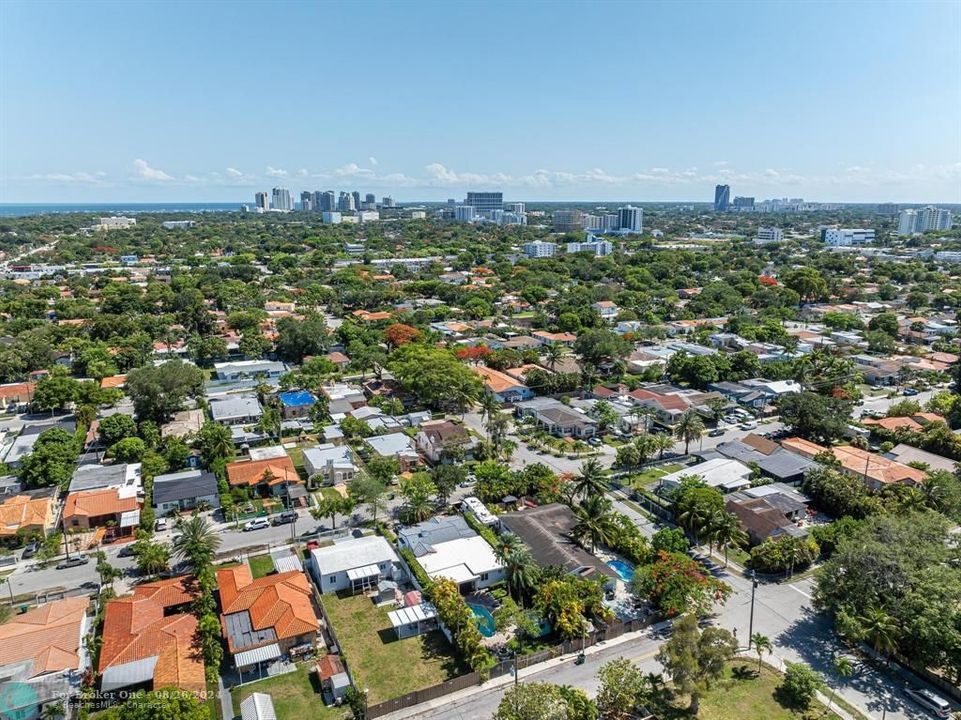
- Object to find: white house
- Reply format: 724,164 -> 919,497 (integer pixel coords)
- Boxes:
308,535 -> 403,594
209,395 -> 263,426
397,516 -> 504,593
303,443 -> 357,484
658,458 -> 752,494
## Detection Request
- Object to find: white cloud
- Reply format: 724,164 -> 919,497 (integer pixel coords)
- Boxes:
225,167 -> 244,178
265,166 -> 288,178
297,168 -> 309,177
26,171 -> 107,184
334,163 -> 374,177
132,159 -> 173,182
368,156 -> 378,166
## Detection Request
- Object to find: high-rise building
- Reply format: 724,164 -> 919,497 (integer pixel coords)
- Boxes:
917,206 -> 953,232
338,192 -> 355,212
365,193 -> 376,206
271,187 -> 292,211
504,202 -> 525,213
714,185 -> 730,212
254,192 -> 269,212
877,203 -> 899,215
617,205 -> 643,233
522,241 -> 556,258
464,192 -> 503,214
567,235 -> 614,257
454,205 -> 476,223
312,191 -> 324,212
553,209 -> 584,232
755,227 -> 784,244
382,196 -> 395,208
352,191 -> 361,210
897,209 -> 918,235
319,191 -> 336,212
300,191 -> 313,212
733,196 -> 755,210
447,198 -> 456,206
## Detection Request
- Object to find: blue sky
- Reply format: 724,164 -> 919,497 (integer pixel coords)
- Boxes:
1,0 -> 959,203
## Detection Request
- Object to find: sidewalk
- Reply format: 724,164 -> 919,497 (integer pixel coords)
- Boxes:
376,621 -> 664,720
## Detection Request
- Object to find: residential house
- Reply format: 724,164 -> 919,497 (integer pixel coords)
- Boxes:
218,565 -> 320,672
99,577 -> 205,695
514,398 -> 597,438
214,360 -> 287,382
0,596 -> 91,720
593,301 -> 619,321
303,444 -> 357,485
278,390 -> 316,420
780,437 -> 926,490
725,485 -> 809,545
152,469 -> 220,514
160,409 -> 205,439
883,443 -> 957,473
209,395 -> 263,426
473,366 -> 534,403
321,383 -> 366,411
626,388 -> 690,427
308,535 -> 403,594
397,516 -> 504,592
714,434 -> 816,484
0,489 -> 55,544
414,420 -> 472,464
365,433 -> 421,471
499,504 -> 617,582
0,382 -> 35,407
226,455 -> 302,499
324,352 -> 350,370
68,461 -> 141,494
64,486 -> 140,534
532,330 -> 576,347
658,458 -> 752,493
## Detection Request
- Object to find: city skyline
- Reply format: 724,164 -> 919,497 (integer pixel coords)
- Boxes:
1,0 -> 959,203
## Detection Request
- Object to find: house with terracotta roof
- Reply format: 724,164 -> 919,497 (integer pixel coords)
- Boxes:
64,485 -> 140,534
0,382 -> 35,406
0,596 -> 91,719
0,490 -> 55,542
226,455 -> 302,499
473,366 -> 533,403
780,437 -> 926,491
216,565 -> 320,672
862,416 -> 923,433
98,576 -> 205,695
99,375 -> 127,390
532,330 -> 576,347
627,387 -> 691,427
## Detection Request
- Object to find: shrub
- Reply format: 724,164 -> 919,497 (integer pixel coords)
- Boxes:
777,662 -> 823,709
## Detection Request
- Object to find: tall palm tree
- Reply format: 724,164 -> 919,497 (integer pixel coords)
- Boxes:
543,343 -> 566,372
752,633 -> 772,673
571,495 -> 616,553
503,547 -> 539,601
493,532 -> 523,565
710,511 -> 746,566
135,540 -> 170,576
572,458 -> 608,500
172,516 -> 222,568
678,501 -> 712,547
487,412 -> 510,450
858,608 -> 900,660
828,655 -> 855,711
653,432 -> 674,460
479,392 -> 500,433
675,410 -> 705,455
630,405 -> 656,434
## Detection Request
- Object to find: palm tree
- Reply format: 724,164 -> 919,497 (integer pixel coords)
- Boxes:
479,392 -> 500,434
487,412 -> 510,450
172,516 -> 222,568
752,633 -> 772,673
571,495 -> 616,553
503,547 -> 539,601
135,540 -> 170,576
543,343 -> 566,372
675,410 -> 705,455
710,511 -> 746,566
572,458 -> 608,500
493,532 -> 523,565
828,655 -> 855,711
858,607 -> 900,661
653,432 -> 674,460
630,405 -> 656,434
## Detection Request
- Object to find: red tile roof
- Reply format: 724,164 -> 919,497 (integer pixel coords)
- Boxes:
0,596 -> 89,677
226,457 -> 299,487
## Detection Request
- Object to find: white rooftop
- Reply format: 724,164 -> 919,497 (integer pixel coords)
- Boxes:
310,535 -> 398,575
660,458 -> 752,491
416,536 -> 503,583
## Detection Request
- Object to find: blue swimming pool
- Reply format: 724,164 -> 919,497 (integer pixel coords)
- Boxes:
607,559 -> 635,582
468,603 -> 497,638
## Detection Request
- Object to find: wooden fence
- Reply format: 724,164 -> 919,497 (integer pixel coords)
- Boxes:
366,615 -> 653,718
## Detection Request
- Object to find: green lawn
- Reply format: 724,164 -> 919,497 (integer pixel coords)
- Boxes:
230,665 -> 349,720
657,661 -> 843,720
247,554 -> 274,578
321,592 -> 464,704
631,463 -> 684,489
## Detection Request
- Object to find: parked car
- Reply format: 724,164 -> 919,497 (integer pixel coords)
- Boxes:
740,421 -> 758,430
21,541 -> 40,559
117,544 -> 135,558
243,518 -> 270,532
903,388 -> 920,396
272,510 -> 298,526
154,518 -> 168,532
587,437 -> 603,447
56,556 -> 90,570
80,581 -> 100,592
708,428 -> 726,437
903,687 -> 951,718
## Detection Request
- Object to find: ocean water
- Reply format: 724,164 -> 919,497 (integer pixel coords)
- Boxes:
0,203 -> 243,217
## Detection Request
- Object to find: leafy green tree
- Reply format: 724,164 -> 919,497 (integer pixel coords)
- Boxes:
827,655 -> 855,712
348,473 -> 387,522
32,372 -> 80,411
431,463 -> 466,504
275,314 -> 330,362
778,391 -> 852,444
172,516 -> 222,568
400,472 -> 436,523
196,421 -> 233,468
18,427 -> 79,489
655,613 -> 738,714
98,413 -> 137,447
868,312 -> 899,337
633,551 -> 731,617
573,328 -> 631,366
781,267 -> 828,304
594,657 -> 651,720
388,344 -> 482,411
101,689 -> 210,720
107,437 -> 146,463
493,682 -> 568,720
133,535 -> 171,576
651,527 -> 690,554
777,663 -> 823,709
126,360 -> 205,423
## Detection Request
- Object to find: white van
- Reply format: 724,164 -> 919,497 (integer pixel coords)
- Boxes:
904,687 -> 951,718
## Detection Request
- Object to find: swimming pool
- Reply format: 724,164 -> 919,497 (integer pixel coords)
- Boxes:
468,603 -> 497,638
607,559 -> 635,582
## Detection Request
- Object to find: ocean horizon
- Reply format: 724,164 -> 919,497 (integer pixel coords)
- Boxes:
0,202 -> 244,217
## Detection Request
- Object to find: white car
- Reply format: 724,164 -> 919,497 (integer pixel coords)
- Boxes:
243,518 -> 270,532
740,421 -> 758,430
903,687 -> 951,718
